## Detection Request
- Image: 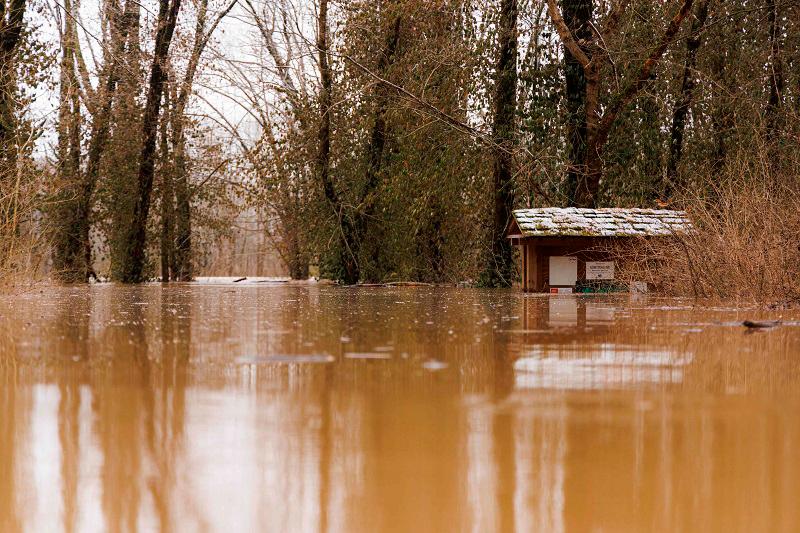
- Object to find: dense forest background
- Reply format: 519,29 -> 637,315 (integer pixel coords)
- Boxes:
0,0 -> 797,286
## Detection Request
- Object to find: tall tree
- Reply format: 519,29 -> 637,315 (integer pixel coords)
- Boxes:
116,0 -> 183,282
0,0 -> 26,176
56,0 -> 81,187
481,0 -> 518,287
166,0 -> 237,281
353,13 -> 402,283
107,0 -> 144,280
314,0 -> 360,284
52,0 -> 84,279
547,0 -> 695,206
51,0 -> 134,281
664,0 -> 711,197
159,76 -> 174,281
560,0 -> 592,206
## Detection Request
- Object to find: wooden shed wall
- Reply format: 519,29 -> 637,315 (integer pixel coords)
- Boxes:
517,237 -> 621,292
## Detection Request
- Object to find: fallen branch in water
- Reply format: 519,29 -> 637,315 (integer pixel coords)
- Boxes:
346,281 -> 435,287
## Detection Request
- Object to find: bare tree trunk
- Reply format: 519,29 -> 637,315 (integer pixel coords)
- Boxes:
560,0 -> 592,206
159,80 -> 174,282
315,0 -> 358,284
167,0 -> 235,281
665,0 -> 711,197
285,231 -> 308,279
56,0 -> 81,181
481,0 -> 518,287
356,14 -> 402,283
116,0 -> 183,282
0,0 -> 26,179
169,2 -> 209,283
171,127 -> 192,280
52,0 -> 84,280
52,0 -> 132,282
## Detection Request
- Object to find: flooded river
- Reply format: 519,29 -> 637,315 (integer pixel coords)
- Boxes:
1,285 -> 799,532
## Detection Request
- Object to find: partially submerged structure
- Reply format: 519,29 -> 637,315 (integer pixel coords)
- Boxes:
506,208 -> 690,293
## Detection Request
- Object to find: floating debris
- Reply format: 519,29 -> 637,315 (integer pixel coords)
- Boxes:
236,354 -> 335,364
742,320 -> 781,329
344,352 -> 392,360
495,329 -> 551,334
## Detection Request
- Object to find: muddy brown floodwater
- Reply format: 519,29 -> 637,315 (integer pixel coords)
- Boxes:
1,285 -> 800,532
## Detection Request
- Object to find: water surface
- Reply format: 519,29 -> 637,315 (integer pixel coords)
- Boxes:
1,285 -> 799,532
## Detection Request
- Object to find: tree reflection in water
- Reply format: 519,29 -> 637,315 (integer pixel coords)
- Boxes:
0,286 -> 799,532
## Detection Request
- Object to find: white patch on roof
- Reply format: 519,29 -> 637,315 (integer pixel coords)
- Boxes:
512,207 -> 690,237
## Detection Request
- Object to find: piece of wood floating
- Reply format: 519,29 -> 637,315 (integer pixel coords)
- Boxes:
742,320 -> 781,329
352,281 -> 435,287
232,277 -> 247,283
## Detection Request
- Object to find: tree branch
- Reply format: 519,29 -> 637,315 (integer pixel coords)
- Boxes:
243,0 -> 297,96
545,0 -> 590,68
595,0 -> 695,148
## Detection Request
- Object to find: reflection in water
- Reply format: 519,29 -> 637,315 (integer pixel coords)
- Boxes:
1,286 -> 800,532
0,350 -> 23,533
514,344 -> 691,390
548,297 -> 578,327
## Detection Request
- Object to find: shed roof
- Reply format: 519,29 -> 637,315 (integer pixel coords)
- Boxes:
510,207 -> 690,238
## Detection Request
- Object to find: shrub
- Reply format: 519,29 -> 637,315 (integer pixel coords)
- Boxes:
618,158 -> 800,304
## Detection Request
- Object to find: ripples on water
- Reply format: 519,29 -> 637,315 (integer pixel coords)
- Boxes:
1,285 -> 799,532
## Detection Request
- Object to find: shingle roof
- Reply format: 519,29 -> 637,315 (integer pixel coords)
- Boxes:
511,207 -> 690,238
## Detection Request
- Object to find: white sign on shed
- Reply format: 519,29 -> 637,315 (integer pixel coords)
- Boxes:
586,261 -> 615,280
549,256 -> 578,286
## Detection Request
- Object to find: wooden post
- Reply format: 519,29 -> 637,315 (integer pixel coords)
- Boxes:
521,244 -> 538,292
521,244 -> 528,291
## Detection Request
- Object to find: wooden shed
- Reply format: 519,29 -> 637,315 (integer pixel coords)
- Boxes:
506,207 -> 690,293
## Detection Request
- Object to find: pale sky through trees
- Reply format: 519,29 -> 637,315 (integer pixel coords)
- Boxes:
34,0 -> 302,154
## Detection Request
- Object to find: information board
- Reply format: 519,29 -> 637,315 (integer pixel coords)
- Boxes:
586,261 -> 615,280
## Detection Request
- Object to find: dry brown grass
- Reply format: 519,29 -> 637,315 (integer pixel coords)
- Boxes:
0,160 -> 49,286
618,163 -> 800,304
